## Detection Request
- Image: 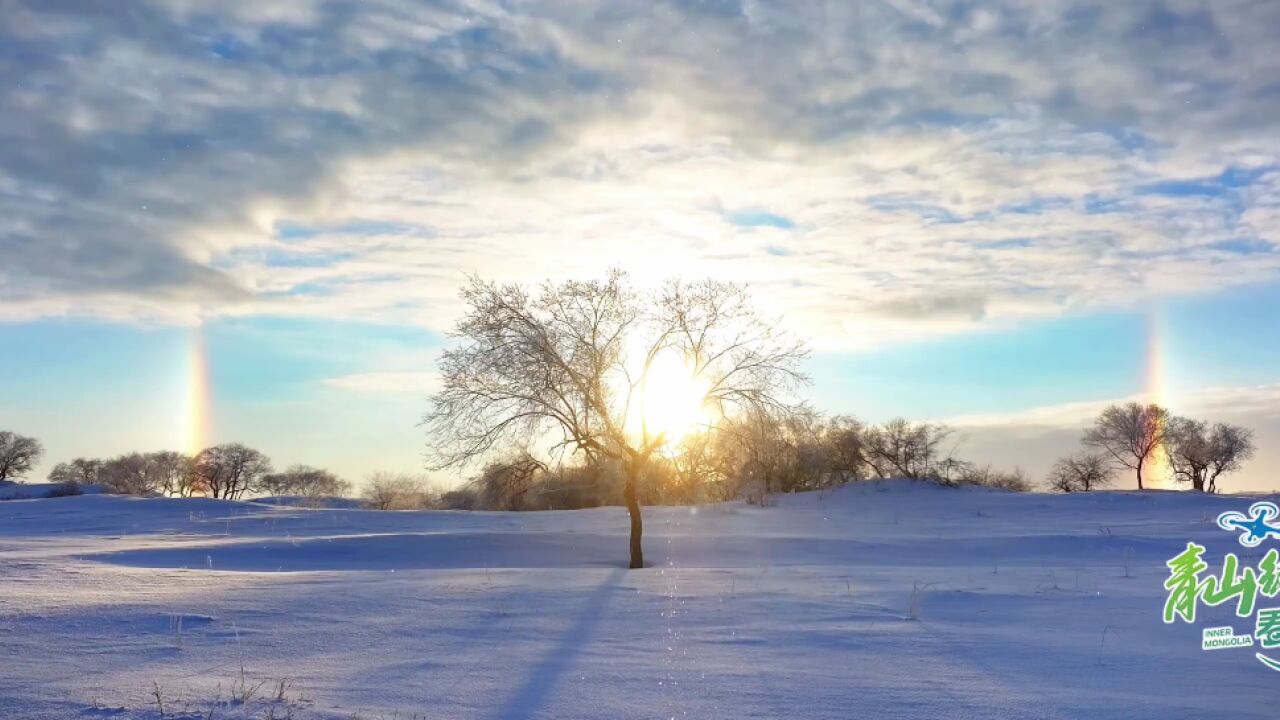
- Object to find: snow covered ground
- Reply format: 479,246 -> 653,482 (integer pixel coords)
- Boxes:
0,482 -> 101,500
1,481 -> 1274,719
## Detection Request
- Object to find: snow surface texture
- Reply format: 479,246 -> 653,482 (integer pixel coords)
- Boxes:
1,481 -> 1274,719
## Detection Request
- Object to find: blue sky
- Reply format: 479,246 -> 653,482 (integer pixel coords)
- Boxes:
5,279 -> 1280,487
0,318 -> 442,482
2,0 -> 1280,490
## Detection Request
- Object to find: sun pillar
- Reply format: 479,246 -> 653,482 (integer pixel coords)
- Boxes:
183,323 -> 214,456
1144,307 -> 1171,488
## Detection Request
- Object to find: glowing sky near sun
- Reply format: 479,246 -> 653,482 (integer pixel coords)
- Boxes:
1,1 -> 1279,490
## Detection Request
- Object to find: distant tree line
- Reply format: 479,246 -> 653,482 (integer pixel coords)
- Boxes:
41,444 -> 278,499
442,401 -> 1260,510
0,434 -> 352,502
0,428 -> 423,508
0,405 -> 1259,512
1049,401 -> 1255,493
430,411 -> 1032,513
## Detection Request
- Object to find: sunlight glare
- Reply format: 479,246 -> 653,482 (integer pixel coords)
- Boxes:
633,350 -> 712,445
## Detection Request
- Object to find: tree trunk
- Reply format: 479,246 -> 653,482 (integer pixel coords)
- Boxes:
624,462 -> 644,569
1136,462 -> 1144,491
1192,475 -> 1205,492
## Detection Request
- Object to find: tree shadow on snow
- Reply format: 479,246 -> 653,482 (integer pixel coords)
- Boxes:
493,568 -> 626,719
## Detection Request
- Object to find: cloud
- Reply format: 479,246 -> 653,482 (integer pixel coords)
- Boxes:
1,0 -> 623,319
948,384 -> 1280,429
322,371 -> 441,395
2,0 -> 1279,346
866,292 -> 988,322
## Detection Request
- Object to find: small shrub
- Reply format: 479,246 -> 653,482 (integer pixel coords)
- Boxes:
362,472 -> 439,510
440,488 -> 479,510
46,482 -> 84,498
1048,451 -> 1114,493
951,464 -> 1031,492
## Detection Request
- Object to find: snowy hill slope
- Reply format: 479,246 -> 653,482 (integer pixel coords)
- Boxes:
1,482 -> 1275,719
0,481 -> 101,500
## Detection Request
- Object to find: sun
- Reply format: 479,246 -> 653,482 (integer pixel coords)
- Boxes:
631,350 -> 713,444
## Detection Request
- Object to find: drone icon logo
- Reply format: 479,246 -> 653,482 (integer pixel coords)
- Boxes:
1217,502 -> 1280,548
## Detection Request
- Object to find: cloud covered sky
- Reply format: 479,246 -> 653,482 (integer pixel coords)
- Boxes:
2,0 -> 1279,489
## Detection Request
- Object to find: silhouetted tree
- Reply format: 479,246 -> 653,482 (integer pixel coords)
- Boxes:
47,457 -> 103,486
1048,451 -> 1114,492
362,473 -> 404,510
440,488 -> 479,510
956,464 -> 1031,492
0,431 -> 44,484
708,405 -> 832,501
99,453 -> 162,495
425,270 -> 807,568
1082,403 -> 1168,490
1165,418 -> 1255,493
718,408 -> 790,498
779,407 -> 832,491
361,472 -> 436,510
471,453 -> 546,511
260,465 -> 351,498
533,460 -> 624,509
862,419 -> 956,481
147,451 -> 196,497
664,430 -> 725,503
192,444 -> 272,499
825,415 -> 867,482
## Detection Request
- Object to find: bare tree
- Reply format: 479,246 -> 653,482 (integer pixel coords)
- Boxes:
780,407 -> 832,491
260,465 -> 352,498
1165,418 -> 1255,493
470,453 -> 546,510
664,430 -> 726,503
957,464 -> 1031,492
1048,451 -> 1114,492
717,408 -> 792,499
862,419 -> 957,482
1165,417 -> 1209,492
441,488 -> 479,510
529,459 -> 623,509
146,451 -> 196,497
0,431 -> 44,484
362,473 -> 405,510
707,404 -> 832,502
424,270 -> 808,568
825,415 -> 867,483
1082,403 -> 1168,490
192,444 -> 272,499
99,453 -> 161,496
361,472 -> 437,510
1204,423 -> 1256,494
47,457 -> 103,486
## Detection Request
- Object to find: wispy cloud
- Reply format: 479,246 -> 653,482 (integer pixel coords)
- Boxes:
323,371 -> 442,395
3,1 -> 1278,347
948,384 -> 1280,429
